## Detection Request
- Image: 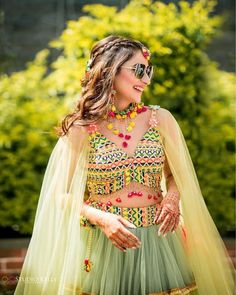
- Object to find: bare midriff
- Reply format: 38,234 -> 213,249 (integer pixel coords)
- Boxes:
87,182 -> 163,208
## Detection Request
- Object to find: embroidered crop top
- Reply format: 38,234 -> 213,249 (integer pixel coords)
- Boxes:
85,105 -> 165,198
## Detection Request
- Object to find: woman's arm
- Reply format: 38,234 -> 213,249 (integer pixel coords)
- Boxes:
153,107 -> 181,234
163,158 -> 180,198
80,203 -> 141,252
154,158 -> 180,235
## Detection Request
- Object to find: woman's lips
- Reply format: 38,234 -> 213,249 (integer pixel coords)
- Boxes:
133,86 -> 144,92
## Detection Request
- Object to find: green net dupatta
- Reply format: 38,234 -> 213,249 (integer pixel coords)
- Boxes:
14,107 -> 235,295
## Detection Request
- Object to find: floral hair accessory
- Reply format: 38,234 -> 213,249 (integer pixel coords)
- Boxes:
142,47 -> 151,61
85,58 -> 93,78
86,59 -> 93,72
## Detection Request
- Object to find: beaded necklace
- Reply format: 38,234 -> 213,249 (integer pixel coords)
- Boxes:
104,102 -> 147,148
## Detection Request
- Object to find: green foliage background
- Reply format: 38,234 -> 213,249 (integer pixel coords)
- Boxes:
0,0 -> 235,235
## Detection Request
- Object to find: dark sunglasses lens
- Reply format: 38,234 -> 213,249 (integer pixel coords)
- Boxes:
134,64 -> 153,79
146,66 -> 153,78
135,64 -> 145,79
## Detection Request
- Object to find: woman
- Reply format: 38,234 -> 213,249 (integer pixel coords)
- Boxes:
14,35 -> 235,295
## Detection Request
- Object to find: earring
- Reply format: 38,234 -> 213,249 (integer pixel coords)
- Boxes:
109,89 -> 117,113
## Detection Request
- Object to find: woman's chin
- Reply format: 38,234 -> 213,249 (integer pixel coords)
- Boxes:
133,96 -> 142,104
129,93 -> 142,103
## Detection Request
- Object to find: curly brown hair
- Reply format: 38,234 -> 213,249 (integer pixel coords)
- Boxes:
58,35 -> 150,136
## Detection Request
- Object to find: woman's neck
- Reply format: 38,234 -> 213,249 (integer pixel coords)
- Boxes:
115,101 -> 132,111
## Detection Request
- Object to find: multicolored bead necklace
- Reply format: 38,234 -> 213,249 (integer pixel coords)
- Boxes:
104,102 -> 147,148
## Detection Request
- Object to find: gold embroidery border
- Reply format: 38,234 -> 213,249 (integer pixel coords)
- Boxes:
149,282 -> 198,295
65,282 -> 198,295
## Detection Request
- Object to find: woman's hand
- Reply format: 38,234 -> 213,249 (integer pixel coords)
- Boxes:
154,192 -> 181,236
82,204 -> 141,252
98,212 -> 141,252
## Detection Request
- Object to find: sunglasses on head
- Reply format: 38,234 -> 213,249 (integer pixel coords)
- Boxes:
121,63 -> 154,80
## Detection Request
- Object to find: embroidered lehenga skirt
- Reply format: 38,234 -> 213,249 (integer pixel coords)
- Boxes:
70,201 -> 198,295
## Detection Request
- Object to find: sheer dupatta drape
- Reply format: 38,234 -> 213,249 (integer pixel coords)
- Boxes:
14,107 -> 235,295
14,126 -> 90,294
158,107 -> 235,295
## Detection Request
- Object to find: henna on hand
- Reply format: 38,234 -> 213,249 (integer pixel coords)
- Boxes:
154,191 -> 181,235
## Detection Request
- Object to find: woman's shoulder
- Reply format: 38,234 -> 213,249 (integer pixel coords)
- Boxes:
68,124 -> 87,136
148,104 -> 161,110
65,124 -> 89,147
147,105 -> 178,130
148,104 -> 173,117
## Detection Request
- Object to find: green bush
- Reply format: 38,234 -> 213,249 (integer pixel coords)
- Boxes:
0,0 -> 234,235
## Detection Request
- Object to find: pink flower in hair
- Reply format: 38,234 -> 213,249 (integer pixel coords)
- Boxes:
142,47 -> 151,60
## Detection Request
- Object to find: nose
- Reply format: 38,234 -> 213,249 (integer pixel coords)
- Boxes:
141,72 -> 151,85
141,71 -> 151,85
